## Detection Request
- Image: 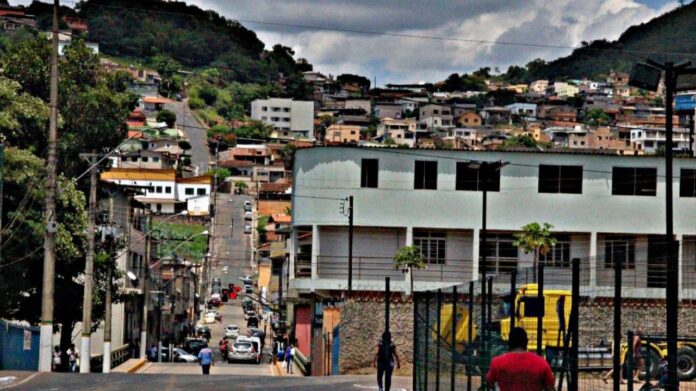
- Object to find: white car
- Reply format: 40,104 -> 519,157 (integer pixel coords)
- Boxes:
225,324 -> 240,339
205,312 -> 216,324
173,348 -> 198,363
244,211 -> 253,221
244,225 -> 252,234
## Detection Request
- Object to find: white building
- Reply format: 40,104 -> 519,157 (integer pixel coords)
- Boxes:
290,146 -> 696,298
250,98 -> 315,140
506,103 -> 537,118
101,169 -> 211,216
629,126 -> 692,153
529,80 -> 549,95
552,82 -> 579,98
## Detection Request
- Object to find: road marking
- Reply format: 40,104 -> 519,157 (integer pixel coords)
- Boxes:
0,373 -> 39,390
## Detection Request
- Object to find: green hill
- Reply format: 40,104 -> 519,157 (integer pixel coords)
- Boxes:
539,2 -> 696,80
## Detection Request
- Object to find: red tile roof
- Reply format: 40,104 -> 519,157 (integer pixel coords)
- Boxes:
259,182 -> 292,193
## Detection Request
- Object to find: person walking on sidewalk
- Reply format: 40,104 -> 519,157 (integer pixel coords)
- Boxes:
284,343 -> 294,374
67,344 -> 79,373
487,327 -> 555,391
197,343 -> 214,375
373,331 -> 401,391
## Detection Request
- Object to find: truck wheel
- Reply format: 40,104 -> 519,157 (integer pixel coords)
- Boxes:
678,347 -> 696,381
642,347 -> 662,380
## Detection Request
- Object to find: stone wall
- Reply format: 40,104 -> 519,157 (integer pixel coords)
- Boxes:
338,299 -> 413,375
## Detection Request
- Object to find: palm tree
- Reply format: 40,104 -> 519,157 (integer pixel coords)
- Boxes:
513,222 -> 556,282
393,245 -> 426,295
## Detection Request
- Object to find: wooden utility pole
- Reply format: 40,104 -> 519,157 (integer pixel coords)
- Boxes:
38,0 -> 60,372
79,152 -> 99,373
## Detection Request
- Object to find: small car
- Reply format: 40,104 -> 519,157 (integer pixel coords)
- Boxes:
183,338 -> 207,356
244,225 -> 252,234
247,316 -> 259,328
205,312 -> 217,324
244,203 -> 252,212
225,324 -> 240,339
228,338 -> 258,364
195,326 -> 211,340
173,348 -> 198,363
244,211 -> 253,221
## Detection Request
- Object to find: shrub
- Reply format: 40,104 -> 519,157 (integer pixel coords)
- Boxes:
156,109 -> 177,127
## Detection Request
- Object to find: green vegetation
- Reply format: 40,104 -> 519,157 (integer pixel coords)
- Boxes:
503,134 -> 542,149
206,167 -> 231,183
393,245 -> 426,295
257,216 -> 269,244
156,109 -> 177,127
154,222 -> 208,262
585,108 -> 612,126
513,222 -> 557,279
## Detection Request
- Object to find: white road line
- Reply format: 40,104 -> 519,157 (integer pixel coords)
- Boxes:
0,373 -> 39,390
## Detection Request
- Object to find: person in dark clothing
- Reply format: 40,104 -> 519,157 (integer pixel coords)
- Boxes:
373,331 -> 401,391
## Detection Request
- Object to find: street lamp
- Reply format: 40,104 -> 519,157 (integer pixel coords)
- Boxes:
629,60 -> 696,391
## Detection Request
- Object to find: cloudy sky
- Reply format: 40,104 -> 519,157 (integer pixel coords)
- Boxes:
12,0 -> 683,84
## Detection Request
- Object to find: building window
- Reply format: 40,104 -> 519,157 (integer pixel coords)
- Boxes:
539,237 -> 571,268
165,186 -> 172,194
604,237 -> 635,269
481,234 -> 518,274
142,157 -> 149,162
185,188 -> 194,196
413,230 -> 446,264
456,163 -> 501,192
283,108 -> 290,112
262,106 -> 268,112
153,157 -> 160,163
414,161 -> 437,190
361,159 -> 378,188
538,165 -> 583,194
197,188 -> 207,196
612,167 -> 657,196
130,156 -> 138,162
155,186 -> 162,193
680,169 -> 696,197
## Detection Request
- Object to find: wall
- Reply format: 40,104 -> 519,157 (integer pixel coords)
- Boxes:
0,321 -> 39,370
259,200 -> 291,216
294,305 -> 312,357
338,299 -> 413,375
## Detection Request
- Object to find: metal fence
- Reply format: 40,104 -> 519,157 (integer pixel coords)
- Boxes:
413,255 -> 696,391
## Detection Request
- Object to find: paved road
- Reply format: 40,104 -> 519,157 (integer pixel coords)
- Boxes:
0,372 -> 412,390
166,100 -> 210,174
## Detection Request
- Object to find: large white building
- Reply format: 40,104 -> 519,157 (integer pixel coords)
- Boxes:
290,146 -> 696,298
628,126 -> 692,154
250,98 -> 315,140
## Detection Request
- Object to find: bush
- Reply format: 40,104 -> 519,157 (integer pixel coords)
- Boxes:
199,85 -> 218,106
156,109 -> 177,127
188,96 -> 205,110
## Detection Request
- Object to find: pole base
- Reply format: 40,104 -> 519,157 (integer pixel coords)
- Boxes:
38,324 -> 54,372
80,336 -> 91,373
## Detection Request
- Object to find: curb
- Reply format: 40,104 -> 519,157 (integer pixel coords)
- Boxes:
114,358 -> 147,374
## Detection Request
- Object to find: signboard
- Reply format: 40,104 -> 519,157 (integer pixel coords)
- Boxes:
675,94 -> 696,113
23,330 -> 31,351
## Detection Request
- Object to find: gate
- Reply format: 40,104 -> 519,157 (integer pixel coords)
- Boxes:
332,326 -> 340,375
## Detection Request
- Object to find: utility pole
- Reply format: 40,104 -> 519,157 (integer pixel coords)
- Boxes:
140,216 -> 151,359
347,196 -> 354,297
38,0 -> 60,372
79,152 -> 99,373
103,238 -> 113,373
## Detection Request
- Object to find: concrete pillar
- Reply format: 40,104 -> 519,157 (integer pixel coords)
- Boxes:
472,229 -> 480,281
678,234 -> 684,298
589,231 -> 597,298
289,228 -> 297,280
311,225 -> 320,280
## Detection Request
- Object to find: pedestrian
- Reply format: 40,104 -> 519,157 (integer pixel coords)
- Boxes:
486,327 -> 555,391
218,338 -> 228,360
632,329 -> 644,381
148,344 -> 158,362
372,331 -> 401,391
284,343 -> 294,374
198,343 -> 214,375
602,339 -> 626,384
67,343 -> 79,373
52,346 -> 62,372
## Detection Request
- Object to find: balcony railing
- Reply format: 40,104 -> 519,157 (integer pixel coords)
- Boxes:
295,253 -> 311,277
316,255 -> 473,283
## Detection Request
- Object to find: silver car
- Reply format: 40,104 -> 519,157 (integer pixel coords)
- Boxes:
244,225 -> 252,234
228,340 -> 258,364
225,324 -> 240,339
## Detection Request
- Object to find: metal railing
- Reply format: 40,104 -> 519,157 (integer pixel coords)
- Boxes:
90,343 -> 131,373
316,255 -> 473,283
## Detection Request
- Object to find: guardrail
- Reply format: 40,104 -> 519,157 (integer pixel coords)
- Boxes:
90,344 -> 131,373
293,348 -> 309,376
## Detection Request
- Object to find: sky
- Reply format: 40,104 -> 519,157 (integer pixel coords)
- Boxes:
11,0 -> 683,85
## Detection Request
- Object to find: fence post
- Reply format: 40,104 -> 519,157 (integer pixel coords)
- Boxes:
613,256 -> 622,391
385,277 -> 390,334
424,291 -> 430,391
413,292 -> 418,391
510,271 -> 517,330
627,330 -> 634,391
487,277 -> 493,329
451,286 -> 457,391
467,281 -> 473,391
537,263 -> 544,356
436,289 -> 442,391
570,258 -> 580,391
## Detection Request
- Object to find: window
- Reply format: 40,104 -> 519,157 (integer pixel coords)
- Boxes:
604,237 -> 635,269
414,161 -> 438,190
165,186 -> 172,194
538,165 -> 583,194
282,117 -> 290,122
142,157 -> 149,162
283,107 -> 290,112
185,188 -> 194,196
455,163 -> 500,192
539,237 -> 571,268
361,159 -> 378,188
153,157 -> 160,163
413,230 -> 446,264
480,234 -> 518,274
262,106 -> 268,112
155,186 -> 162,193
612,167 -> 657,196
681,169 -> 696,197
197,188 -> 207,196
130,156 -> 138,162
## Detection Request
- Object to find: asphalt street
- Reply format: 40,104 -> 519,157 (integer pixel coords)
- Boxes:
166,100 -> 210,174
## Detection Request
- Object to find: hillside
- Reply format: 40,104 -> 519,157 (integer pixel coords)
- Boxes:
539,2 -> 696,80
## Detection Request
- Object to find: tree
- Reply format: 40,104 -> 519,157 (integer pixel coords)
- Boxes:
198,85 -> 218,106
206,167 -> 230,183
513,222 -> 556,282
393,246 -> 426,295
585,108 -> 612,126
503,134 -> 538,149
442,73 -> 464,92
336,73 -> 371,93
156,109 -> 177,127
234,180 -> 248,194
151,55 -> 181,97
257,216 -> 269,244
280,143 -> 297,170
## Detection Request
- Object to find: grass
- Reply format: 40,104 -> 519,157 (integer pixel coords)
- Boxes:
153,222 -> 208,262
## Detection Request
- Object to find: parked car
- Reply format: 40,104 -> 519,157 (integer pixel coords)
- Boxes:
244,200 -> 252,208
208,297 -> 221,307
225,324 -> 240,339
247,315 -> 259,328
244,309 -> 256,320
173,348 -> 198,363
244,225 -> 252,234
244,285 -> 253,294
205,312 -> 217,324
183,338 -> 208,356
228,339 -> 258,364
196,326 -> 211,340
247,328 -> 266,341
244,203 -> 252,212
244,211 -> 253,220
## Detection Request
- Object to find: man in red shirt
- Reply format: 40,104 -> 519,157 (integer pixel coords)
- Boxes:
486,327 -> 555,391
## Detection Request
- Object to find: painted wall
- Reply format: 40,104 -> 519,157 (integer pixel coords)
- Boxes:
294,305 -> 312,357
